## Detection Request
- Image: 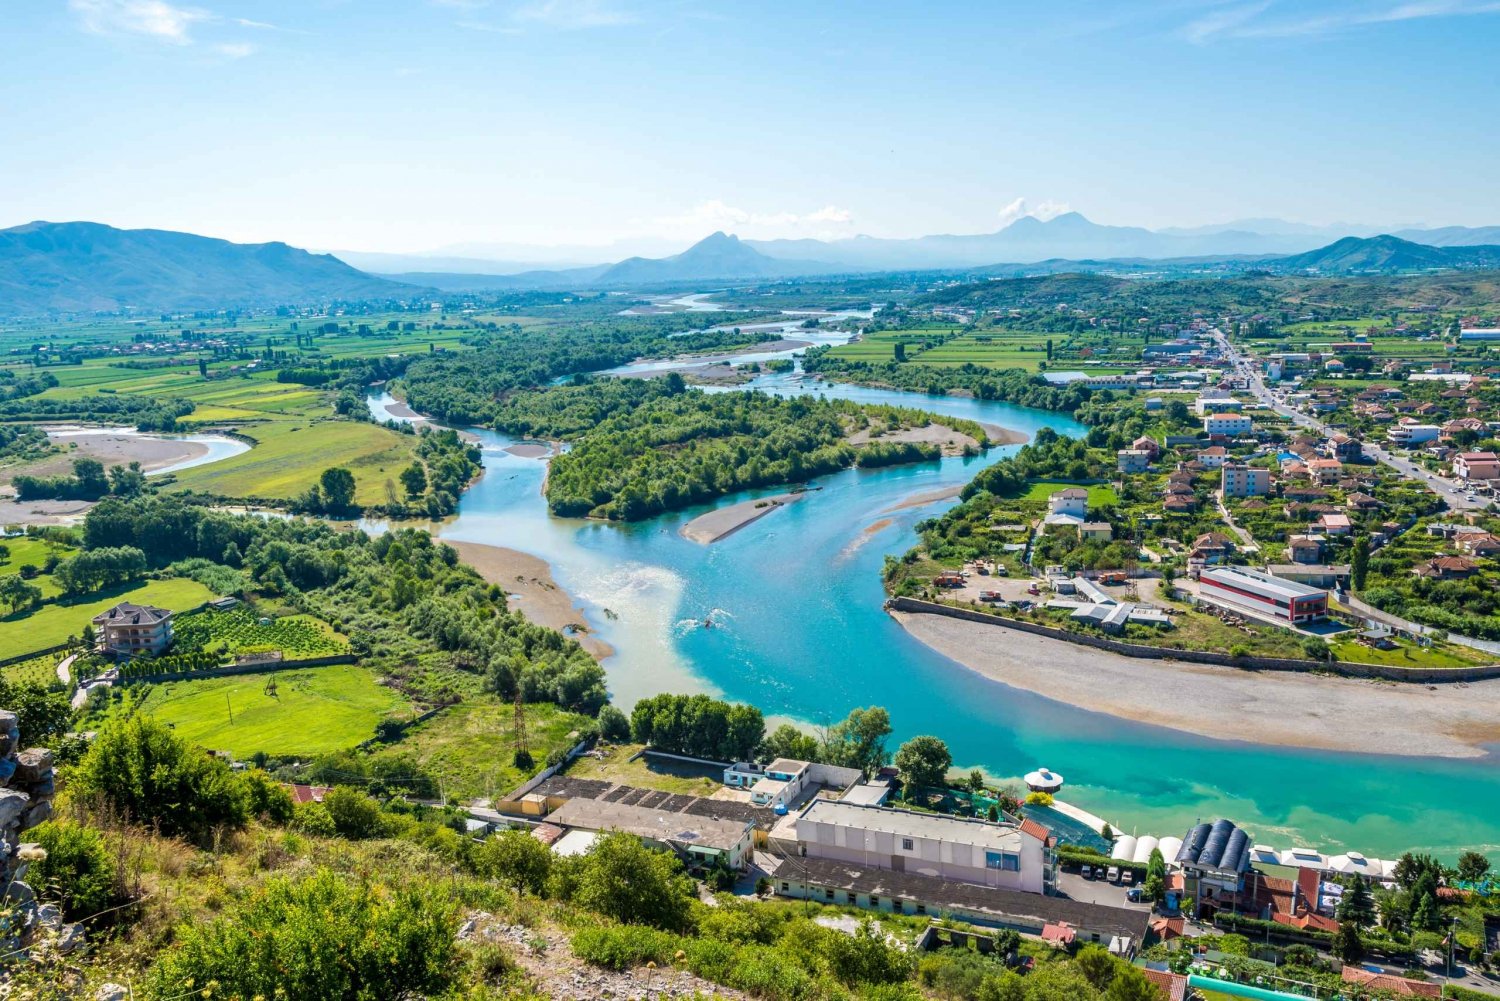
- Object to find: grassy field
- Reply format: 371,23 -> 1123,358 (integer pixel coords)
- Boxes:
100,664 -> 412,757
562,742 -> 726,796
1326,637 -> 1489,669
0,536 -> 76,600
366,697 -> 591,801
1018,481 -> 1121,507
0,577 -> 216,656
173,607 -> 347,658
1,653 -> 62,688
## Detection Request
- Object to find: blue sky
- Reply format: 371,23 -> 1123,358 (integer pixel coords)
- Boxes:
5,0 -> 1500,253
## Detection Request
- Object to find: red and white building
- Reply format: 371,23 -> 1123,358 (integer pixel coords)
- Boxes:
1453,451 -> 1500,481
1197,566 -> 1328,625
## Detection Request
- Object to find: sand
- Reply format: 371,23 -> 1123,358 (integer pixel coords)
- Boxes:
504,442 -> 556,459
0,431 -> 207,488
882,485 -> 965,513
679,492 -> 803,544
893,610 -> 1500,759
447,540 -> 614,660
0,498 -> 96,527
979,422 -> 1029,446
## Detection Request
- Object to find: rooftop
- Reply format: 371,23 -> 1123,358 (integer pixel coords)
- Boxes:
92,601 -> 173,626
797,799 -> 1029,852
1198,565 -> 1326,602
548,797 -> 752,852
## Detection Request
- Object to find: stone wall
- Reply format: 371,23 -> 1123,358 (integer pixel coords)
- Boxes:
0,707 -> 72,953
888,597 -> 1500,684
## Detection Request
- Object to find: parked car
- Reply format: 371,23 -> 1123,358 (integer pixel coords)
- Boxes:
1080,865 -> 1093,879
1126,887 -> 1143,902
1106,866 -> 1120,882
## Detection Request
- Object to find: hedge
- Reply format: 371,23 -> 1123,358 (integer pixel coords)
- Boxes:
1057,847 -> 1147,878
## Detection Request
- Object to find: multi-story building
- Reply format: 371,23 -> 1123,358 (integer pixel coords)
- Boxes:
92,602 -> 174,657
1116,449 -> 1151,473
1197,566 -> 1328,624
1453,451 -> 1500,481
1221,463 -> 1269,497
1387,423 -> 1441,446
1203,414 -> 1253,437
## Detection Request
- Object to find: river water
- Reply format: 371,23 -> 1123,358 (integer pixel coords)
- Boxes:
368,372 -> 1500,861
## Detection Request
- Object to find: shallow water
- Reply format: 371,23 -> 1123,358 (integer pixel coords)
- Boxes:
368,386 -> 1500,860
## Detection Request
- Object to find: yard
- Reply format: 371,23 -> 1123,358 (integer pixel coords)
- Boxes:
365,697 -> 593,802
1,653 -> 62,688
0,577 -> 217,657
562,741 -> 727,796
1018,480 -> 1120,508
0,535 -> 76,601
89,663 -> 413,757
172,607 -> 347,659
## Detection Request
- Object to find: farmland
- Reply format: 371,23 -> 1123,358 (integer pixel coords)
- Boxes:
1,652 -> 62,688
87,663 -> 413,757
172,607 -> 348,659
0,576 -> 216,656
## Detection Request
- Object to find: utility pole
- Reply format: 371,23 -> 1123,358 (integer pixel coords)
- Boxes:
226,693 -> 233,725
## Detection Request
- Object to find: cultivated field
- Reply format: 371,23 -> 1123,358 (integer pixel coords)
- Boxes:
0,577 -> 216,656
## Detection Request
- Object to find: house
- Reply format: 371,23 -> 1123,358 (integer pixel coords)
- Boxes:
749,758 -> 812,810
1458,532 -> 1500,557
1190,532 -> 1235,562
1387,423 -> 1441,446
1144,397 -> 1163,412
1163,495 -> 1196,513
1046,488 -> 1090,524
1345,492 -> 1381,512
1079,522 -> 1113,542
793,798 -> 1050,894
1340,967 -> 1441,998
1176,819 -> 1253,919
1307,458 -> 1343,484
723,761 -> 765,788
1453,451 -> 1500,481
1286,536 -> 1322,564
1040,922 -> 1076,949
546,797 -> 755,871
1413,556 -> 1479,580
1221,463 -> 1269,497
1203,414 -> 1252,437
1116,449 -> 1151,473
92,602 -> 175,657
1317,513 -> 1353,536
1131,435 -> 1160,458
1194,393 -> 1242,416
1195,446 -> 1228,469
1197,566 -> 1328,624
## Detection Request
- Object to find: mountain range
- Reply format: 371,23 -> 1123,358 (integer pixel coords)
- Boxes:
6,219 -> 1500,316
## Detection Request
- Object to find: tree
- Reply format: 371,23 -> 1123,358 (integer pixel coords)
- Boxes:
1352,535 -> 1370,591
473,828 -> 552,894
569,832 -> 696,931
399,462 -> 427,498
822,706 -> 893,776
761,723 -> 818,762
893,342 -> 907,363
319,466 -> 357,512
1337,876 -> 1376,929
894,735 -> 952,792
1333,921 -> 1365,964
966,769 -> 985,793
596,704 -> 631,742
1105,966 -> 1165,1001
1144,848 -> 1167,902
1456,850 -> 1491,884
1074,945 -> 1117,991
1394,852 -> 1444,890
1100,823 -> 1115,844
322,786 -> 385,839
1301,636 -> 1331,662
0,575 -> 42,614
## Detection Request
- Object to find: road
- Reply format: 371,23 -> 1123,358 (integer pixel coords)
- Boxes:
1213,330 -> 1488,512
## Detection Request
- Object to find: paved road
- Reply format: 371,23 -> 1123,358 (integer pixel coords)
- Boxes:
1213,330 -> 1488,512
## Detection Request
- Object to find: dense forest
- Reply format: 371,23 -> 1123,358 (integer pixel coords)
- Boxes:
82,496 -> 608,709
802,347 -> 1098,413
496,377 -> 988,520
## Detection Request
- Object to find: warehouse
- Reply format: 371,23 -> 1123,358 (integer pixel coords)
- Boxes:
1197,566 -> 1328,624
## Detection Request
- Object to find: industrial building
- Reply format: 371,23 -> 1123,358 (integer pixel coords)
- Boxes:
1197,566 -> 1328,624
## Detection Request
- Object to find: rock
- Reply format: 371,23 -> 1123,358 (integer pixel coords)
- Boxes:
96,983 -> 129,1001
35,902 -> 62,929
0,789 -> 29,827
55,922 -> 85,954
23,800 -> 52,828
14,748 -> 53,785
6,880 -> 33,906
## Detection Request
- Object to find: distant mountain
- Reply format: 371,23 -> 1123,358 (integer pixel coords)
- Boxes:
0,221 -> 418,314
594,232 -> 836,284
380,265 -> 611,291
1272,235 -> 1500,273
1392,224 -> 1500,247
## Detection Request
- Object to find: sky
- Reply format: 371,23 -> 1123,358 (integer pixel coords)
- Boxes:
5,0 -> 1500,255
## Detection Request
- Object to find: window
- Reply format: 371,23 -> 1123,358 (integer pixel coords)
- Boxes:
986,851 -> 1021,872
825,888 -> 835,901
915,904 -> 926,915
780,882 -> 789,892
901,838 -> 914,851
869,895 -> 880,907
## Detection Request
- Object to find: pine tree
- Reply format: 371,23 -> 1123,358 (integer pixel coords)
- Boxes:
1337,877 -> 1376,929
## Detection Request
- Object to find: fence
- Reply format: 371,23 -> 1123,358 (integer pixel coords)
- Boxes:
118,653 -> 357,685
887,597 -> 1500,684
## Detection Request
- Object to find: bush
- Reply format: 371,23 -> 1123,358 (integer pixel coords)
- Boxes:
322,786 -> 386,839
566,832 -> 697,931
27,820 -> 118,920
293,801 -> 336,837
571,924 -> 679,970
597,704 -> 631,742
143,869 -> 459,1000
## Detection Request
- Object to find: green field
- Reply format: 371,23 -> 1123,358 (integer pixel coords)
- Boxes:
0,577 -> 216,656
0,536 -> 77,600
366,697 -> 591,801
102,664 -> 412,757
1019,481 -> 1120,507
173,607 -> 347,659
1,653 -> 62,688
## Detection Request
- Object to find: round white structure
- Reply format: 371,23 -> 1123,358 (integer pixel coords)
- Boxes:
1024,767 -> 1064,793
1132,835 -> 1160,865
1112,835 -> 1138,861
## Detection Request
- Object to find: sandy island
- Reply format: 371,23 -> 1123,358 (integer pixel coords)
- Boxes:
680,492 -> 804,544
447,540 -> 614,660
979,422 -> 1029,446
893,610 -> 1500,759
0,431 -> 208,489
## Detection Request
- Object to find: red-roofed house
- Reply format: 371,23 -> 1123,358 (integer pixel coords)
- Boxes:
1340,967 -> 1441,998
1041,921 -> 1077,949
288,784 -> 330,804
1019,817 -> 1052,845
1142,968 -> 1189,1001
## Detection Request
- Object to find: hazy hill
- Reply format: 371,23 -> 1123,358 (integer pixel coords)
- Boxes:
0,221 -> 419,314
595,231 -> 836,284
1273,235 -> 1500,273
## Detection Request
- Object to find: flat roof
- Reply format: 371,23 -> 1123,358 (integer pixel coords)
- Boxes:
1199,565 -> 1326,602
797,799 -> 1024,852
766,758 -> 810,775
548,797 -> 752,851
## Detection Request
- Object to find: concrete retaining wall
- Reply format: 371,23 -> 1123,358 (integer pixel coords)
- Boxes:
888,597 -> 1500,684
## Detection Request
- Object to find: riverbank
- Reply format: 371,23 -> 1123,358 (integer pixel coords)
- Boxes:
447,540 -> 614,660
679,492 -> 803,544
893,610 -> 1500,759
1,429 -> 209,488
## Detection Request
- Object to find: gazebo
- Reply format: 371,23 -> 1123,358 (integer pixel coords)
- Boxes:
1024,767 -> 1064,793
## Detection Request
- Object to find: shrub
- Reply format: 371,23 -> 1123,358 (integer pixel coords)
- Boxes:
597,704 -> 631,742
143,869 -> 458,1000
566,832 -> 697,931
472,828 -> 552,894
322,786 -> 386,839
293,801 -> 336,836
571,924 -> 678,970
27,820 -> 118,920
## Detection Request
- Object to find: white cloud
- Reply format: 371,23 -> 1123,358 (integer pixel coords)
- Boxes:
646,200 -> 858,240
70,0 -> 211,43
214,41 -> 256,58
997,198 -> 1072,227
512,0 -> 635,29
1182,0 -> 1500,43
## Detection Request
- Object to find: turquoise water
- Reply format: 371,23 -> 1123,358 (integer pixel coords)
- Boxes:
369,381 -> 1500,861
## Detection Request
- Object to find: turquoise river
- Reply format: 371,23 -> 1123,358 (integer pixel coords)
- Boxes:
368,377 -> 1500,861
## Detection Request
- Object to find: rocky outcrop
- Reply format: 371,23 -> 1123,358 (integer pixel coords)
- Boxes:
0,709 -> 75,954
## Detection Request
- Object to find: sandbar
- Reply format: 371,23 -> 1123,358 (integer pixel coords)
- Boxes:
679,492 -> 803,544
447,540 -> 614,660
893,610 -> 1500,759
0,431 -> 207,488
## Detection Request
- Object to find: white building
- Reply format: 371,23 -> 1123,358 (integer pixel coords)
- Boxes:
1045,487 -> 1090,525
1197,566 -> 1328,624
749,758 -> 812,810
1459,328 -> 1500,341
1194,394 -> 1243,416
1203,414 -> 1253,437
1387,423 -> 1441,446
1221,463 -> 1270,497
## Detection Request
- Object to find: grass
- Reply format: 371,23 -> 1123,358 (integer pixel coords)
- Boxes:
366,697 -> 592,801
562,741 -> 726,796
1327,638 -> 1489,669
2,653 -> 62,688
173,607 -> 348,658
1017,480 -> 1121,507
0,577 -> 216,657
95,664 -> 412,757
0,536 -> 76,600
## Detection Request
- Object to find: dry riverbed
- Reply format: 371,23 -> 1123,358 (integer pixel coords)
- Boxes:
447,540 -> 613,660
894,610 -> 1500,759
